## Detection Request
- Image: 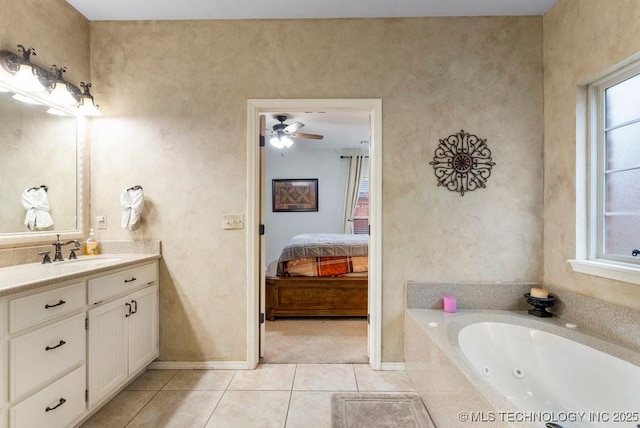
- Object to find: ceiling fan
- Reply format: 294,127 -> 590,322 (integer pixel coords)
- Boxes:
266,115 -> 324,148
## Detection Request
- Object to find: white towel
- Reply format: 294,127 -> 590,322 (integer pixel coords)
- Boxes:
22,187 -> 54,230
121,187 -> 145,231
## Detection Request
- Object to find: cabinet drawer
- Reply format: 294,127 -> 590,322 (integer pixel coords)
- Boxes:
88,262 -> 157,305
10,313 -> 85,401
9,283 -> 85,333
10,365 -> 85,428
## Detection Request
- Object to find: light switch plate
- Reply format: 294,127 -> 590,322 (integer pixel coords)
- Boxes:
223,214 -> 244,230
97,214 -> 107,229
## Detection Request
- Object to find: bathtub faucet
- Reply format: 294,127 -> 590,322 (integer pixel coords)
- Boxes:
633,249 -> 640,257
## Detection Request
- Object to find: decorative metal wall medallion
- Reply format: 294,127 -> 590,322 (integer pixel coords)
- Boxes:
429,130 -> 495,196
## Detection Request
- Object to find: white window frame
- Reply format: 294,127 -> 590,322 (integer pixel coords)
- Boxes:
569,58 -> 640,285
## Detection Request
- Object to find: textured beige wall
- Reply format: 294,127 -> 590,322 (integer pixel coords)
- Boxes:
0,0 -> 89,85
543,1 -> 640,311
89,17 -> 543,362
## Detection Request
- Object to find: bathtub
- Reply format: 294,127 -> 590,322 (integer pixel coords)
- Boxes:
405,310 -> 640,428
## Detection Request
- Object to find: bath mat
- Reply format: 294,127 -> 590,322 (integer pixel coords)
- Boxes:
331,393 -> 435,428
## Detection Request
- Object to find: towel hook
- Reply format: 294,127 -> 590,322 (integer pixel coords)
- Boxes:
127,185 -> 143,191
29,185 -> 48,192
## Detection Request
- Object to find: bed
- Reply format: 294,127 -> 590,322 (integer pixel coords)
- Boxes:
266,233 -> 369,320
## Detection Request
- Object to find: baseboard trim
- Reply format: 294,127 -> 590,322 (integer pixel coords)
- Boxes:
380,362 -> 406,371
149,361 -> 249,370
149,360 -> 404,370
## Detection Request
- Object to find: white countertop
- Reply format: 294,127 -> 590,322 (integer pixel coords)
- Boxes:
0,253 -> 161,297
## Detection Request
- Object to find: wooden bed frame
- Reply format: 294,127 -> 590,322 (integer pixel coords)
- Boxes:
265,275 -> 368,320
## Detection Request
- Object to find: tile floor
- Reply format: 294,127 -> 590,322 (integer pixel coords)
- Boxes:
81,364 -> 417,428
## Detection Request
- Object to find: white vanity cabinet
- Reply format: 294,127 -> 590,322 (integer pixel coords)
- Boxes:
0,254 -> 159,428
6,280 -> 87,428
87,262 -> 159,408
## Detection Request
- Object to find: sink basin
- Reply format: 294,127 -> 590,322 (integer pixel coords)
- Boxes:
61,256 -> 122,264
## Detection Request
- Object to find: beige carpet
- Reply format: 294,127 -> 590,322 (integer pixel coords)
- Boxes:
261,318 -> 368,363
332,393 -> 435,428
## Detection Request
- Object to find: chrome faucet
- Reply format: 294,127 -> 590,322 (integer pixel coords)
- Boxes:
41,234 -> 81,263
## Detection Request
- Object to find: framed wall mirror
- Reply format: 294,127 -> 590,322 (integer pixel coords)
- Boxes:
0,80 -> 84,246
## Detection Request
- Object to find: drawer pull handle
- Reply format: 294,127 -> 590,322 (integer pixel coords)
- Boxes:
45,398 -> 66,412
44,300 -> 66,309
124,277 -> 137,283
45,340 -> 66,351
125,302 -> 132,317
131,299 -> 138,314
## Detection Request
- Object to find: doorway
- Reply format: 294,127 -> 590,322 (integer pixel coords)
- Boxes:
246,99 -> 382,369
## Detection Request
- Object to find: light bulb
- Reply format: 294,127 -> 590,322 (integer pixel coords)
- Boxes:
12,64 -> 44,92
49,82 -> 78,105
78,97 -> 101,116
281,136 -> 294,148
270,136 -> 284,149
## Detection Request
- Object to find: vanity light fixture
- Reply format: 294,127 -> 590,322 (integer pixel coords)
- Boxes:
78,82 -> 101,116
6,46 -> 45,92
0,45 -> 101,116
48,66 -> 80,105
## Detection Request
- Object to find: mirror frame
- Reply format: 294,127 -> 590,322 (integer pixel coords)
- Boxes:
0,80 -> 84,247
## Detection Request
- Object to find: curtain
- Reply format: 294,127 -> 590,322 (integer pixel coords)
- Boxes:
342,155 -> 365,234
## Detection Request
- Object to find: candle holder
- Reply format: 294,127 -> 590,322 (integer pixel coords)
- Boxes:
524,293 -> 555,318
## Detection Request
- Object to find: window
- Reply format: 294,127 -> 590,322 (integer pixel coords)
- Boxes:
571,60 -> 640,284
590,65 -> 640,263
353,177 -> 369,234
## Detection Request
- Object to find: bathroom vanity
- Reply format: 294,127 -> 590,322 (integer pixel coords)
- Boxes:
0,254 -> 160,428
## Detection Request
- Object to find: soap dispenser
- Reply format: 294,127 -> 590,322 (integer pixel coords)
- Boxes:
86,229 -> 100,255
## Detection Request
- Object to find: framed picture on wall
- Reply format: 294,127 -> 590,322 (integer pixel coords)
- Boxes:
272,178 -> 318,212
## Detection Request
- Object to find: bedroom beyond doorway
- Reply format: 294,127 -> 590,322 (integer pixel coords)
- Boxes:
246,98 -> 382,369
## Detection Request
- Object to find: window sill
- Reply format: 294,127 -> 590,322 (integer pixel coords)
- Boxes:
568,259 -> 640,285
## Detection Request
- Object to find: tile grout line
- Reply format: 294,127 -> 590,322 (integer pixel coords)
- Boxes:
352,364 -> 360,392
282,364 -> 297,427
124,369 -> 180,427
202,368 -> 240,427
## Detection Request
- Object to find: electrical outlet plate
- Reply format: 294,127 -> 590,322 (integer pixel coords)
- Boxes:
223,214 -> 244,230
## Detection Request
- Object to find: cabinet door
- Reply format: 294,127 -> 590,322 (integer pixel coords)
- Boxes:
87,296 -> 128,408
127,285 -> 159,375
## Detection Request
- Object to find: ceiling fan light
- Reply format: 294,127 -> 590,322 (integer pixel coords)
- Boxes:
281,136 -> 294,148
270,136 -> 284,149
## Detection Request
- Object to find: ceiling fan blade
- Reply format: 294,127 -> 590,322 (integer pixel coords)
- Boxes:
284,122 -> 304,133
290,132 -> 324,140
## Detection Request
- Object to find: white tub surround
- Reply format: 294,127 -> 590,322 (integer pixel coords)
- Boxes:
405,310 -> 640,428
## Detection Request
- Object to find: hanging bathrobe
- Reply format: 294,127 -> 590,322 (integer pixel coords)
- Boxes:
120,187 -> 145,231
22,187 -> 54,230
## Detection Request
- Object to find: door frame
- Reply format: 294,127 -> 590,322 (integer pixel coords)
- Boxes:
246,98 -> 383,369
